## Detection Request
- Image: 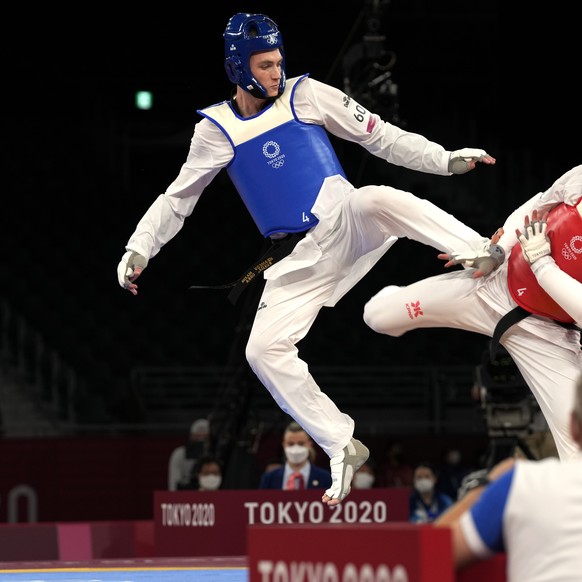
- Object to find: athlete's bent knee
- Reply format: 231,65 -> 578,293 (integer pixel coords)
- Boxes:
362,286 -> 408,336
245,334 -> 268,372
363,302 -> 405,337
353,186 -> 392,216
245,332 -> 290,375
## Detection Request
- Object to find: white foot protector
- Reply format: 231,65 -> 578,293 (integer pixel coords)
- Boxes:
322,438 -> 370,506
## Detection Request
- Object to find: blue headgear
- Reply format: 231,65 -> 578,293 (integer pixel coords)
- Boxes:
223,13 -> 286,99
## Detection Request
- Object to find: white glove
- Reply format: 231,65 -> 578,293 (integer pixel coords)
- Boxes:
446,243 -> 505,276
117,250 -> 148,289
448,148 -> 489,174
518,217 -> 551,264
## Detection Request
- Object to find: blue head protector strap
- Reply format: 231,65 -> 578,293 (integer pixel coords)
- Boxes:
224,13 -> 286,99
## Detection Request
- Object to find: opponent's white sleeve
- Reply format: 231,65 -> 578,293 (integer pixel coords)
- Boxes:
293,77 -> 451,175
496,164 -> 582,254
125,120 -> 229,259
530,256 -> 582,326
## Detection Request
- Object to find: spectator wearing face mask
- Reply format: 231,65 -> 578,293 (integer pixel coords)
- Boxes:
168,418 -> 211,491
352,458 -> 377,490
259,421 -> 332,490
409,461 -> 453,523
190,456 -> 224,491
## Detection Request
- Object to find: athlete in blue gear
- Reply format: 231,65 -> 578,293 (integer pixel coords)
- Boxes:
435,371 -> 582,581
117,13 -> 496,506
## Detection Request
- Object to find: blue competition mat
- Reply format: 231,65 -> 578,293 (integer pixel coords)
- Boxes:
0,558 -> 248,582
0,567 -> 247,582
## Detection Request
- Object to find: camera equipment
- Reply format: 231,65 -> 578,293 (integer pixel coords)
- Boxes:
341,0 -> 401,124
474,345 -> 537,467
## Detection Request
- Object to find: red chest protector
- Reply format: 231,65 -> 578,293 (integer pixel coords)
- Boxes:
507,199 -> 582,323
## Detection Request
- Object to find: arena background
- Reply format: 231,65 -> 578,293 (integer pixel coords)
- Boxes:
1,0 -> 579,520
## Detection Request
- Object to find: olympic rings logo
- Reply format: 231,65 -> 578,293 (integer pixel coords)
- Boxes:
561,235 -> 582,260
263,140 -> 285,169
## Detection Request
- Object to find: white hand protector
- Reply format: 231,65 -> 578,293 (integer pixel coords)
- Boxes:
518,217 -> 551,264
448,148 -> 489,174
447,243 -> 505,276
117,250 -> 148,289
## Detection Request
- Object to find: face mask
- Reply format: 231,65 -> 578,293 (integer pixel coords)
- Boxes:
285,445 -> 309,464
199,474 -> 222,490
414,478 -> 434,494
353,472 -> 375,489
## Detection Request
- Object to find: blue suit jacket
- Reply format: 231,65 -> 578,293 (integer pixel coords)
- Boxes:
259,463 -> 332,490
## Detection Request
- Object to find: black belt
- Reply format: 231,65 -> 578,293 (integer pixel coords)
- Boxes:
189,230 -> 308,306
490,306 -> 581,362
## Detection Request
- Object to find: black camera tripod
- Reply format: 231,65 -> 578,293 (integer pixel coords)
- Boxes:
483,432 -> 537,469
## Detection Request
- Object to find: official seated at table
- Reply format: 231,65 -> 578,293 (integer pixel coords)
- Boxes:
259,421 -> 332,490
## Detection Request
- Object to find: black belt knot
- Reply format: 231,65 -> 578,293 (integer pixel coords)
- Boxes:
189,230 -> 309,305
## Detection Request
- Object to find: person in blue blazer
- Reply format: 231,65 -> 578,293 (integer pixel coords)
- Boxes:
260,421 -> 332,490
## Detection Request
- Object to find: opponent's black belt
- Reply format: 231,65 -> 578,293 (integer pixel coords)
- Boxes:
189,230 -> 308,306
490,306 -> 581,362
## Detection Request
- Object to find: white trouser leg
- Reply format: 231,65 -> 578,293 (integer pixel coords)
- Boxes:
503,332 -> 580,460
246,252 -> 355,458
351,185 -> 489,255
364,269 -> 492,337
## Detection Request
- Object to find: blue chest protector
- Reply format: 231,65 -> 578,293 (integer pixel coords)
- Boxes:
198,75 -> 347,238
